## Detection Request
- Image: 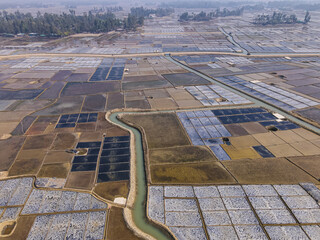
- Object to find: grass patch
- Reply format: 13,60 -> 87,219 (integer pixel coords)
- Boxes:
121,113 -> 190,149
107,207 -> 140,240
150,162 -> 236,184
150,146 -> 216,164
93,181 -> 129,202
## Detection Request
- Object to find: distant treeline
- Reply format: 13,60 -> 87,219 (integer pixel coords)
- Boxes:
91,6 -> 123,14
161,1 -> 320,11
130,7 -> 174,18
160,1 -> 246,9
253,11 -> 311,25
179,8 -> 244,22
0,10 -> 142,36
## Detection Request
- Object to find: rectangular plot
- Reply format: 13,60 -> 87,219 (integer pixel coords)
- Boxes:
38,191 -> 62,213
61,82 -> 120,96
185,127 -> 204,145
76,142 -> 101,148
0,89 -> 43,100
46,214 -> 71,239
203,138 -> 224,146
107,67 -> 124,81
99,163 -> 130,173
190,118 -> 202,127
196,126 -> 211,139
56,191 -> 78,212
71,163 -> 97,172
205,126 -> 222,138
82,95 -> 106,112
104,136 -> 130,143
148,186 -> 164,224
85,211 -> 107,239
103,142 -> 130,150
165,199 -> 198,212
215,125 -> 231,137
97,171 -> 130,183
66,212 -> 88,239
198,117 -> 212,126
0,179 -> 21,206
253,145 -> 275,158
100,155 -> 130,164
74,193 -> 92,211
73,155 -> 98,164
21,189 -> 44,214
89,67 -> 110,82
7,178 -> 33,206
27,215 -> 52,239
101,148 -> 130,157
165,212 -> 202,227
210,145 -> 231,161
39,82 -> 65,99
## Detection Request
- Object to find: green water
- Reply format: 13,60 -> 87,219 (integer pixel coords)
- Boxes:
109,113 -> 172,240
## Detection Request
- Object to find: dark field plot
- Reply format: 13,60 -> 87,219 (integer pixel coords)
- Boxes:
125,99 -> 151,109
123,75 -> 165,82
106,207 -> 140,240
122,79 -> 172,91
295,107 -> 320,125
0,89 -> 43,100
61,82 -> 120,96
288,155 -> 320,179
98,171 -> 130,183
106,92 -> 124,110
11,116 -> 37,135
0,136 -> 25,171
23,134 -> 55,150
51,133 -> 77,150
223,158 -> 318,184
82,94 -> 106,112
149,146 -> 215,164
150,162 -> 236,184
34,96 -> 84,115
66,73 -> 91,82
106,67 -> 124,81
121,113 -> 190,149
89,67 -> 110,82
162,72 -> 210,86
38,163 -> 70,178
51,70 -> 72,81
65,171 -> 95,190
38,82 -> 65,99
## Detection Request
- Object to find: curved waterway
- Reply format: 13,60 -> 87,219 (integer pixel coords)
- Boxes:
219,27 -> 248,55
108,113 -> 172,240
106,55 -> 320,240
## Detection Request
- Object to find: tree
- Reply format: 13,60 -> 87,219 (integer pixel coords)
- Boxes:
304,11 -> 311,24
179,12 -> 189,21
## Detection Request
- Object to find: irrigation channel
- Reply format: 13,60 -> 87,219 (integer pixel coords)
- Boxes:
108,113 -> 172,240
219,27 -> 248,55
106,54 -> 320,240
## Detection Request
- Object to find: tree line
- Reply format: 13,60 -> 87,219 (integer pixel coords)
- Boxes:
253,11 -> 311,25
179,8 -> 244,22
0,9 -> 143,36
130,7 -> 174,18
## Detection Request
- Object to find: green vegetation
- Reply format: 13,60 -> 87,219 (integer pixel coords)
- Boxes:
253,11 -> 311,25
179,8 -> 244,22
0,10 -> 142,36
149,146 -> 216,164
121,113 -> 190,149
